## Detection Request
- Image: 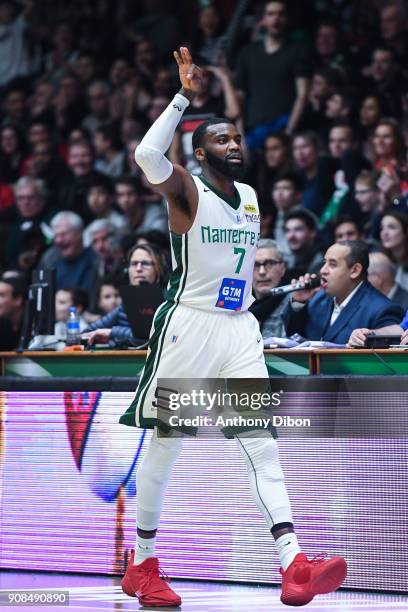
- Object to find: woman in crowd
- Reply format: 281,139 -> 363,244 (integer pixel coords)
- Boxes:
380,211 -> 408,290
358,94 -> 383,159
0,125 -> 25,183
292,131 -> 336,216
372,118 -> 408,202
255,133 -> 293,212
82,243 -> 167,347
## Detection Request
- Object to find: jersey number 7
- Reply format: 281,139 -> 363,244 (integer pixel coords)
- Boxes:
234,247 -> 246,274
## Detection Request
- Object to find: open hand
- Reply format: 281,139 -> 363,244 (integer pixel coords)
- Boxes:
173,47 -> 203,94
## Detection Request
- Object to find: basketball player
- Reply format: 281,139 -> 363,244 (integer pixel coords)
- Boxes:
119,47 -> 347,607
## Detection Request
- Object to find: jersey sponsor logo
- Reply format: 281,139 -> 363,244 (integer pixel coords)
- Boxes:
245,212 -> 260,223
216,278 -> 246,311
244,204 -> 258,213
201,225 -> 259,246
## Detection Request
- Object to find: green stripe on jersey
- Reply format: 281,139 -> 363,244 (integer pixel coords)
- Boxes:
119,234 -> 189,428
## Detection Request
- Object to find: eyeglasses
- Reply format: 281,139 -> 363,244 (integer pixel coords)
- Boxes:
129,260 -> 154,269
254,259 -> 284,270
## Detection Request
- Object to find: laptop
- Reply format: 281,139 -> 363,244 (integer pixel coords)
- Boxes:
120,283 -> 164,341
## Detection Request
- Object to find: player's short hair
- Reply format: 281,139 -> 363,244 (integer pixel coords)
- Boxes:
338,240 -> 369,277
192,117 -> 235,150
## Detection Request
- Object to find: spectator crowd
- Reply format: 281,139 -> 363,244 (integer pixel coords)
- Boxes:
1,0 -> 408,349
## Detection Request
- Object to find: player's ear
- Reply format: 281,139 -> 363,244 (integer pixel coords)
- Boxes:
194,147 -> 205,162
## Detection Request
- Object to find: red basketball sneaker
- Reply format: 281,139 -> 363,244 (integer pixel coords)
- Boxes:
121,550 -> 182,607
280,552 -> 347,606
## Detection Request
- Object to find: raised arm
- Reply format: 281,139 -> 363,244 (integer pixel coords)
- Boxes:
134,47 -> 202,234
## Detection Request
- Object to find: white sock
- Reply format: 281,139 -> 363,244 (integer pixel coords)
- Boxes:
134,535 -> 156,565
275,532 -> 301,570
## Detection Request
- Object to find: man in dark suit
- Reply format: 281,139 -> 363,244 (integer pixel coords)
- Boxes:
284,240 -> 404,345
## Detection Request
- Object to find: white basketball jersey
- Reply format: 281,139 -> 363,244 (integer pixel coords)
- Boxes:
167,174 -> 260,313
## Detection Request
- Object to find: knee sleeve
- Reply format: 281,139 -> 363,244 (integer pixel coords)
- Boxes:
236,433 -> 293,529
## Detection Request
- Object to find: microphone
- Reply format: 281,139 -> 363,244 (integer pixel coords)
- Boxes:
269,276 -> 321,296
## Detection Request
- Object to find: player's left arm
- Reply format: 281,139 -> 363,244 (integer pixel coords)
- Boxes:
285,76 -> 309,135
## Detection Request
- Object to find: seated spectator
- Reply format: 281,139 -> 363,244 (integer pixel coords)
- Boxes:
1,85 -> 27,130
0,276 -> 26,350
357,94 -> 383,159
25,139 -> 70,204
363,47 -> 406,120
379,3 -> 408,69
133,228 -> 171,272
333,216 -> 362,242
268,172 -> 302,251
304,67 -> 338,131
380,211 -> 408,290
16,221 -> 49,273
325,90 -> 352,125
254,133 -> 293,215
53,72 -> 87,139
115,176 -> 168,234
371,118 -> 408,202
313,19 -> 345,71
292,132 -> 336,216
368,251 -> 408,310
82,80 -> 111,137
57,140 -> 106,223
284,240 -> 403,344
84,176 -> 127,235
74,52 -> 97,87
28,77 -> 56,124
54,287 -> 88,339
0,124 -> 25,183
284,208 -> 323,278
354,170 -> 383,237
6,176 -> 54,265
45,22 -> 78,81
85,219 -> 123,279
82,243 -> 166,347
38,211 -> 99,295
250,239 -> 288,338
93,124 -> 126,178
190,4 -> 225,65
320,124 -> 371,226
95,276 -> 122,315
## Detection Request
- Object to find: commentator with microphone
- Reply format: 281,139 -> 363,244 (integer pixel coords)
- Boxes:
270,275 -> 321,296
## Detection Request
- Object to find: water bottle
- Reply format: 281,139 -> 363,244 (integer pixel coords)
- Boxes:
66,307 -> 81,345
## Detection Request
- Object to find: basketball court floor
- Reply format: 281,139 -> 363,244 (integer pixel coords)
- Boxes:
1,571 -> 407,612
